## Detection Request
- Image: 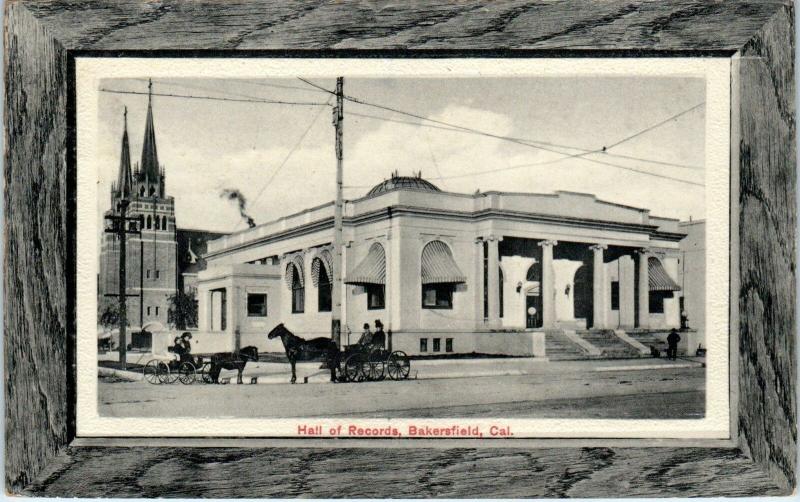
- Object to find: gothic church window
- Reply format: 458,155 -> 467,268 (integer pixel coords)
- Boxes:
146,215 -> 151,229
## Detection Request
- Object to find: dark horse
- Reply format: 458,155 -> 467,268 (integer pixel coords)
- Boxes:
267,323 -> 339,384
207,346 -> 259,384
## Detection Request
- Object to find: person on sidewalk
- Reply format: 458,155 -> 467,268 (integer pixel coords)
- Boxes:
667,329 -> 681,361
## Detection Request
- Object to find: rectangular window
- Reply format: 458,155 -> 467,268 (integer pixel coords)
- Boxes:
318,283 -> 332,312
292,287 -> 304,314
420,338 -> 428,352
156,270 -> 160,279
445,338 -> 453,353
432,338 -> 441,352
649,293 -> 666,314
367,284 -> 385,310
146,306 -> 151,316
155,306 -> 159,316
611,281 -> 620,311
146,270 -> 150,279
247,293 -> 268,317
422,284 -> 454,309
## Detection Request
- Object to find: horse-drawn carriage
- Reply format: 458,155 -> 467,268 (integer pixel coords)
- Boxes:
142,353 -> 212,385
268,323 -> 411,384
339,343 -> 410,382
143,346 -> 259,385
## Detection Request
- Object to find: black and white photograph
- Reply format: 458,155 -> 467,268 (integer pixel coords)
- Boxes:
77,58 -> 730,439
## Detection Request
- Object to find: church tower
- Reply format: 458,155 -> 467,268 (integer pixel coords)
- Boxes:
99,80 -> 178,340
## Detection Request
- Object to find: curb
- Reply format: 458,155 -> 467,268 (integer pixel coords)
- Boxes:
98,366 -> 143,381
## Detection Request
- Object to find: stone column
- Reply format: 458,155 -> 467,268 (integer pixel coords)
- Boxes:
636,249 -> 650,329
590,244 -> 608,329
537,240 -> 558,328
486,235 -> 502,327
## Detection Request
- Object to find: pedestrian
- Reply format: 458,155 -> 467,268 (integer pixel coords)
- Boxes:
357,323 -> 373,346
667,328 -> 681,361
372,319 -> 386,349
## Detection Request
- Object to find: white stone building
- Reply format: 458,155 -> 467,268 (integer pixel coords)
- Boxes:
184,175 -> 685,357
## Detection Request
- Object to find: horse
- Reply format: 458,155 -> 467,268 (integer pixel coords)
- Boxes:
207,346 -> 259,384
267,323 -> 339,384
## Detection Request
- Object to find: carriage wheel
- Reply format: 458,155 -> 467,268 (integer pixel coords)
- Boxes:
143,360 -> 162,384
155,361 -> 172,384
200,363 -> 214,384
161,363 -> 178,384
178,362 -> 196,385
387,351 -> 410,380
367,349 -> 386,381
344,354 -> 365,382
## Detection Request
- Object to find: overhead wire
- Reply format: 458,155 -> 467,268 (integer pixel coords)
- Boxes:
345,110 -> 703,170
296,77 -> 705,185
100,88 -> 330,107
241,95 -> 335,229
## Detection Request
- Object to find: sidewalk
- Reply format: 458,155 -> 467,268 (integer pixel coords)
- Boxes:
98,353 -> 704,384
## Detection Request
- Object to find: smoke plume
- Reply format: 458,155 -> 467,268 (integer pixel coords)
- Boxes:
220,188 -> 256,228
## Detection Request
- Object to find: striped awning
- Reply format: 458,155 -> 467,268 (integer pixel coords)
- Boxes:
649,257 -> 681,292
284,254 -> 305,289
311,249 -> 333,287
345,242 -> 385,285
421,240 -> 466,284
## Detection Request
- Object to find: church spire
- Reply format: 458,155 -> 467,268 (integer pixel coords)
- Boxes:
140,78 -> 160,181
116,106 -> 133,199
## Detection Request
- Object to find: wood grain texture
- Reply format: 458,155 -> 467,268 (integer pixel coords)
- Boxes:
737,4 -> 797,492
4,2 -> 71,492
3,0 -> 796,497
21,447 -> 788,498
16,0 -> 789,51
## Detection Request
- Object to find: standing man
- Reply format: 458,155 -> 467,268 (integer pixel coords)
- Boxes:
667,328 -> 681,361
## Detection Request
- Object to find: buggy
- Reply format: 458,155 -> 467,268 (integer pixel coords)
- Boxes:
339,341 -> 410,382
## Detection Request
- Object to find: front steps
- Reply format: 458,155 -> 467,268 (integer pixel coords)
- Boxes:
543,329 -> 678,360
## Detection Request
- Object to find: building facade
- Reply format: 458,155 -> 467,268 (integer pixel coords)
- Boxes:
189,175 -> 686,356
99,87 -> 224,341
98,88 -> 177,336
677,219 -> 706,352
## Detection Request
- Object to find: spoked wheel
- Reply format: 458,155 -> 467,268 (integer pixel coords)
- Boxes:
143,360 -> 162,384
200,363 -> 215,384
367,349 -> 386,381
387,351 -> 410,380
155,361 -> 172,384
178,362 -> 196,385
161,363 -> 178,384
344,353 -> 365,382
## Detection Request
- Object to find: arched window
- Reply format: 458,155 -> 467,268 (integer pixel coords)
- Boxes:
420,240 -> 466,309
146,215 -> 152,229
291,264 -> 305,313
162,215 -> 168,230
314,258 -> 332,312
526,263 -> 540,282
149,186 -> 155,196
139,186 -> 145,196
154,215 -> 160,230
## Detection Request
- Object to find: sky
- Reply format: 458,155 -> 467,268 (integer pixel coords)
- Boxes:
96,76 -> 706,234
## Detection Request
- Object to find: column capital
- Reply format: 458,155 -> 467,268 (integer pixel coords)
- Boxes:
635,247 -> 651,256
485,234 -> 503,242
589,243 -> 608,251
537,239 -> 558,248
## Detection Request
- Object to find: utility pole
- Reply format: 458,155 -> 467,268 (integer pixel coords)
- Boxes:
104,199 -> 141,369
331,77 -> 344,348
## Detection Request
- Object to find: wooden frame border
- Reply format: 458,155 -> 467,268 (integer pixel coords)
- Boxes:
4,1 -> 795,497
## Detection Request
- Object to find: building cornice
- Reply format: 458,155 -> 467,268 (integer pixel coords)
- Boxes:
205,205 -> 686,260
